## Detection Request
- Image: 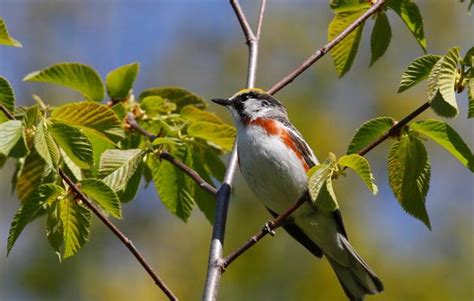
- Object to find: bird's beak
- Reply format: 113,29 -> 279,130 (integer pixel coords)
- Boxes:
211,98 -> 233,107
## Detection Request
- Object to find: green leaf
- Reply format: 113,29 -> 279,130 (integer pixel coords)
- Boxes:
370,12 -> 392,66
347,117 -> 395,154
47,196 -> 91,260
0,17 -> 22,47
7,184 -> 64,254
437,47 -> 461,114
388,0 -> 426,52
15,151 -> 48,202
398,55 -> 442,93
50,122 -> 93,169
51,102 -> 124,143
140,96 -> 177,116
388,134 -> 431,229
139,87 -> 207,110
411,120 -> 473,171
468,79 -> 474,119
187,122 -> 236,152
328,10 -> 366,77
117,160 -> 143,203
147,147 -> 195,222
23,63 -> 105,102
463,46 -> 474,67
329,0 -> 371,13
0,76 -> 15,118
34,119 -> 60,168
79,179 -> 122,218
106,62 -> 139,100
308,164 -> 338,212
338,154 -> 378,194
0,120 -> 23,156
99,149 -> 144,192
190,147 -> 216,223
181,105 -> 224,124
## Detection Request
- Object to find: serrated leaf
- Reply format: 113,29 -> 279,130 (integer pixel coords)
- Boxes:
187,121 -> 236,152
50,122 -> 93,169
388,0 -> 426,52
463,46 -> 474,67
0,77 -> 15,119
15,151 -> 48,202
117,160 -> 143,203
411,120 -> 473,171
7,184 -> 64,254
347,117 -> 395,154
0,17 -> 22,47
388,134 -> 431,229
140,96 -> 177,116
99,149 -> 144,191
60,148 -> 82,182
329,0 -> 370,13
79,179 -> 122,218
139,87 -> 207,110
181,105 -> 224,124
51,102 -> 124,143
398,55 -> 442,93
47,196 -> 91,260
23,63 -> 104,102
328,10 -> 366,77
370,12 -> 392,66
437,47 -> 461,115
0,120 -> 23,156
338,154 -> 378,194
468,79 -> 474,118
106,62 -> 139,99
34,119 -> 60,168
147,147 -> 195,222
308,164 -> 338,211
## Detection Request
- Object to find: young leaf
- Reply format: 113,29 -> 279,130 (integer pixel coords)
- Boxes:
437,47 -> 461,114
140,96 -> 177,116
308,164 -> 338,211
99,149 -> 144,191
370,12 -> 392,66
187,121 -> 236,152
47,196 -> 91,260
15,151 -> 48,202
398,55 -> 442,93
106,62 -> 139,100
147,147 -> 195,222
51,102 -> 124,143
50,122 -> 94,169
79,179 -> 122,218
23,63 -> 105,102
139,87 -> 207,110
0,17 -> 22,47
338,154 -> 378,194
0,76 -> 15,118
181,105 -> 224,124
427,54 -> 458,118
34,119 -> 60,168
328,10 -> 366,77
463,46 -> 474,67
7,184 -> 64,254
347,117 -> 395,154
411,120 -> 473,171
388,134 -> 431,229
0,120 -> 23,156
329,0 -> 371,13
468,79 -> 474,118
117,160 -> 143,203
387,0 -> 426,52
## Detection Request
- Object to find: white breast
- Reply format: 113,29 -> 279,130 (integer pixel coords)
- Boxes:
237,123 -> 308,213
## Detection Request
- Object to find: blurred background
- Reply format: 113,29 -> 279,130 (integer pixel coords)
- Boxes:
0,0 -> 472,300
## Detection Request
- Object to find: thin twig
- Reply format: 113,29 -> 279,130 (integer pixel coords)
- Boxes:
221,101 -> 432,268
267,0 -> 385,95
202,1 -> 266,300
59,170 -> 179,301
126,113 -> 217,195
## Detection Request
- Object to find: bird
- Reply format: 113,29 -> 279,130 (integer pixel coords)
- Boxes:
212,88 -> 384,301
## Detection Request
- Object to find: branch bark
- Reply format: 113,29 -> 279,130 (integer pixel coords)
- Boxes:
267,0 -> 385,95
202,1 -> 266,300
221,101 -> 431,268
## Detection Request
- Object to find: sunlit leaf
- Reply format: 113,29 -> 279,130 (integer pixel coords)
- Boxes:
140,96 -> 177,116
181,105 -> 224,124
117,160 -> 143,203
388,134 -> 431,229
0,120 -> 23,156
50,122 -> 93,169
187,122 -> 236,152
329,0 -> 370,13
99,149 -> 144,192
468,79 -> 474,119
23,63 -> 105,102
308,164 -> 338,211
370,12 -> 392,66
34,119 -> 60,168
437,47 -> 461,116
388,0 -> 426,52
79,179 -> 122,218
338,154 -> 378,194
0,17 -> 22,47
139,87 -> 207,110
7,184 -> 64,254
411,120 -> 473,171
15,151 -> 48,202
347,117 -> 395,154
398,55 -> 441,93
106,62 -> 139,99
0,77 -> 15,121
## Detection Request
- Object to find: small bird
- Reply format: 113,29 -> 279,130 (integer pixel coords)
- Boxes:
212,88 -> 383,301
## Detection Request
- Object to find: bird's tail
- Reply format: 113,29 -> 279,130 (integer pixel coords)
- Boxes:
326,234 -> 384,301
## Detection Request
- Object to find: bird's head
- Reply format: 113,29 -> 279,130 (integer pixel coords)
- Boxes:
212,88 -> 287,124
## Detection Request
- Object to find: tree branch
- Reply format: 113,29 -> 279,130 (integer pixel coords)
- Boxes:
221,101 -> 431,269
267,0 -> 385,95
59,170 -> 179,301
126,113 -> 217,195
202,1 -> 266,300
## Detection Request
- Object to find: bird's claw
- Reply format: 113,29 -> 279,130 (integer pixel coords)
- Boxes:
263,221 -> 276,236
